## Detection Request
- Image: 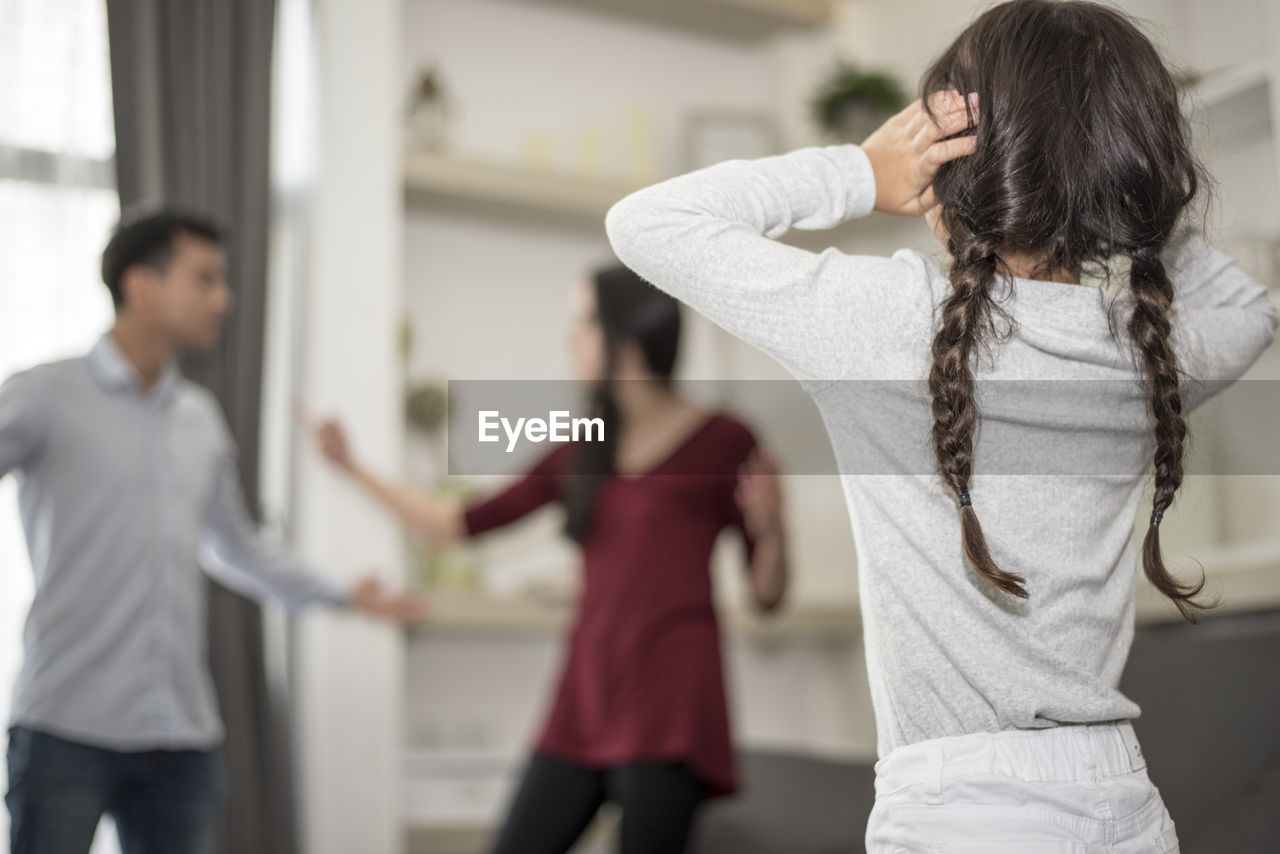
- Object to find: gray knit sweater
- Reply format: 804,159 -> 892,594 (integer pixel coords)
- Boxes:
605,144 -> 1278,758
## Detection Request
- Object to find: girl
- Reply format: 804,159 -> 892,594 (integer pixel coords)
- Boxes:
604,1 -> 1277,851
305,264 -> 788,853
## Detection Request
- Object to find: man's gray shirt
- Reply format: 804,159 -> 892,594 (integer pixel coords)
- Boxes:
0,334 -> 347,750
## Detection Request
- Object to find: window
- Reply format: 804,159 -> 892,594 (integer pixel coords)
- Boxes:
0,0 -> 118,850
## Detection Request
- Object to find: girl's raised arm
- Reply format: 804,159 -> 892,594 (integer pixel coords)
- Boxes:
606,94 -> 978,386
1163,225 -> 1279,410
606,145 -> 907,385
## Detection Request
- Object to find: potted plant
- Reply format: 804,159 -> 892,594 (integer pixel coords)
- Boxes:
811,62 -> 908,143
400,318 -> 480,593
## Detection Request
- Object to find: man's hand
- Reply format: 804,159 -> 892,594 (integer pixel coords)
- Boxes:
348,575 -> 428,624
735,449 -> 784,543
861,89 -> 979,217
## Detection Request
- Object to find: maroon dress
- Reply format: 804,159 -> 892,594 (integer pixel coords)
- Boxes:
462,412 -> 758,798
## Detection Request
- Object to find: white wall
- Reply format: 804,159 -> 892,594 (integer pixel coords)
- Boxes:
404,0 -> 780,180
833,0 -> 1195,85
292,0 -> 407,852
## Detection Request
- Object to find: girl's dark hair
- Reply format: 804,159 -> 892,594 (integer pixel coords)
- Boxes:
563,264 -> 682,542
920,0 -> 1212,621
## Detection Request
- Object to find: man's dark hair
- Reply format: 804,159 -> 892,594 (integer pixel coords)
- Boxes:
101,207 -> 225,308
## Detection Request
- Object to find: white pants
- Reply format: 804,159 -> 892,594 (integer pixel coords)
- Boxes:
865,721 -> 1180,853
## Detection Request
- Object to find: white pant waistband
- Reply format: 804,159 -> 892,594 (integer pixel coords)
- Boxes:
873,721 -> 1146,801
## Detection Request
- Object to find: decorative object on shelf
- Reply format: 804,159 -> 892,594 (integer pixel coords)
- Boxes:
406,381 -> 448,437
522,130 -> 558,174
398,332 -> 482,591
683,110 -> 781,172
405,64 -> 454,152
811,62 -> 908,143
625,107 -> 659,186
522,132 -> 557,173
574,124 -> 607,180
412,478 -> 483,594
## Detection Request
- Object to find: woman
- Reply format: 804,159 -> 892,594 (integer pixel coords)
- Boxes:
305,264 -> 788,853
604,1 -> 1277,851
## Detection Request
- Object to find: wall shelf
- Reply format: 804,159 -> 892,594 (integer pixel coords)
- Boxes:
1187,60 -> 1270,110
407,589 -> 862,640
406,539 -> 1280,637
1185,60 -> 1273,141
404,149 -> 641,230
519,0 -> 832,41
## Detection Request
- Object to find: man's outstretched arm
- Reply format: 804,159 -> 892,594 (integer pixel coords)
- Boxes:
202,443 -> 424,622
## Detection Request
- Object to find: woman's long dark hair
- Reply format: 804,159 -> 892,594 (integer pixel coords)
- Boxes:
920,0 -> 1212,621
563,264 -> 682,543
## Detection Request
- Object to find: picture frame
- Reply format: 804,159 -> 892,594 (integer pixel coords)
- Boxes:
682,110 -> 781,172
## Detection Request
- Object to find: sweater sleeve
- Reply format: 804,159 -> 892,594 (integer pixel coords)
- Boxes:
1163,225 -> 1279,411
463,445 -> 568,537
605,145 -> 928,387
0,367 -> 50,479
202,420 -> 349,611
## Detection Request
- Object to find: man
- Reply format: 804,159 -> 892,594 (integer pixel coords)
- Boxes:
0,208 -> 422,854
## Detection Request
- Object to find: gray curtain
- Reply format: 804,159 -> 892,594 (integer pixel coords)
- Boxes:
105,2 -> 297,853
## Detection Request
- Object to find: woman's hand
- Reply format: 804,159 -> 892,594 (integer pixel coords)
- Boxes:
736,449 -> 787,612
861,89 -> 979,217
314,418 -> 354,471
735,449 -> 783,542
294,398 -> 355,472
293,398 -> 464,546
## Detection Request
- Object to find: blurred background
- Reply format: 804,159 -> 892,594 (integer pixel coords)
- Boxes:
0,0 -> 1277,853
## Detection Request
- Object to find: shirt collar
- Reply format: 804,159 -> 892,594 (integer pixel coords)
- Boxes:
87,333 -> 181,404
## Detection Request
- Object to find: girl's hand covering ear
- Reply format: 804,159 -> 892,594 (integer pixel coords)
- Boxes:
861,90 -> 979,217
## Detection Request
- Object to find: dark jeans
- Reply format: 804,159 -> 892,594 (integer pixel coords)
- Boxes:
488,753 -> 708,854
6,726 -> 225,854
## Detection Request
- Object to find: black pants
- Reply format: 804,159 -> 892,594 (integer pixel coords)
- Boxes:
6,726 -> 225,854
488,753 -> 708,854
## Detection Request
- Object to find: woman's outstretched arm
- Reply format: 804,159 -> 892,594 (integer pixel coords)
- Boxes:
299,410 -> 465,546
297,403 -> 567,545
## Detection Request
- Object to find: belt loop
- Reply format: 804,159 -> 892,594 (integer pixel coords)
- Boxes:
1118,721 -> 1146,772
924,746 -> 944,805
